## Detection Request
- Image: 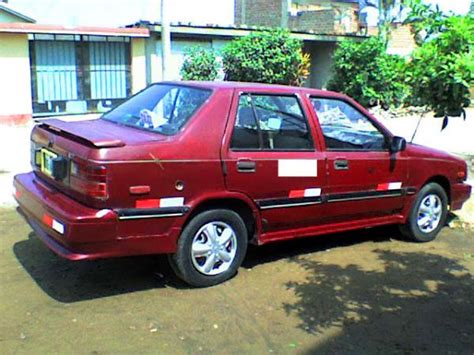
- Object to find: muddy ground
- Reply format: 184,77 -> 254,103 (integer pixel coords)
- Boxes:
0,207 -> 473,354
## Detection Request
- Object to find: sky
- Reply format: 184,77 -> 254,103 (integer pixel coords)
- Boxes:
425,0 -> 472,14
5,0 -> 472,27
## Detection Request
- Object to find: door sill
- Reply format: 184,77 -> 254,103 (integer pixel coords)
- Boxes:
258,215 -> 404,244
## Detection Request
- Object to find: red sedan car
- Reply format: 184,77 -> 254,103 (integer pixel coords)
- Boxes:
14,82 -> 471,287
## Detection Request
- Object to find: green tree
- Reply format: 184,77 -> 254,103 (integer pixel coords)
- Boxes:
180,47 -> 219,81
378,0 -> 409,43
328,36 -> 410,108
405,1 -> 473,125
222,29 -> 309,86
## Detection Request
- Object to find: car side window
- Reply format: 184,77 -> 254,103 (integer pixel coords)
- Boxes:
310,97 -> 388,151
231,94 -> 314,151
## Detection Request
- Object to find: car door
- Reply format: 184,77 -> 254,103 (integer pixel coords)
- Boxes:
309,96 -> 408,223
222,90 -> 327,234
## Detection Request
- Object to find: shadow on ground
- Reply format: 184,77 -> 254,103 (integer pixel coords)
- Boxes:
284,249 -> 474,353
14,226 -> 399,303
13,232 -> 184,303
243,225 -> 398,269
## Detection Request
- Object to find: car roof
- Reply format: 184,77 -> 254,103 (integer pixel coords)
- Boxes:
160,80 -> 344,98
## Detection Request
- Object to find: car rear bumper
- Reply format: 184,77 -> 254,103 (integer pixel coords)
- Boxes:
451,182 -> 472,210
14,172 -> 180,260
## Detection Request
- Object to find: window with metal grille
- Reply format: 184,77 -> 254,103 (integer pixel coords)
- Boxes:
29,34 -> 131,116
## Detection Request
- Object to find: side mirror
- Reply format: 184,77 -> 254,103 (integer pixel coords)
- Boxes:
390,136 -> 406,153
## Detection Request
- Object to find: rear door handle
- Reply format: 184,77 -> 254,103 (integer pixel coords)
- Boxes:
237,160 -> 256,173
334,159 -> 349,170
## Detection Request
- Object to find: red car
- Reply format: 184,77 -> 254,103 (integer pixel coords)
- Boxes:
14,82 -> 471,287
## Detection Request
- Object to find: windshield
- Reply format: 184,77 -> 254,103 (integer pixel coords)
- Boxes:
102,84 -> 212,135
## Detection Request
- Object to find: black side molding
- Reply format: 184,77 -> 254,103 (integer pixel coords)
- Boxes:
256,196 -> 322,210
116,206 -> 190,220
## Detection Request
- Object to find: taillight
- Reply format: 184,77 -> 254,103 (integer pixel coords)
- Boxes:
70,158 -> 108,199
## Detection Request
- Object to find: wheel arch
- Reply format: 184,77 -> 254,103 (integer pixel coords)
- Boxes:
423,175 -> 451,205
185,194 -> 261,244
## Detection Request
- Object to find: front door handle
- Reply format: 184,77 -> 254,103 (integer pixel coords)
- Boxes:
334,159 -> 349,170
237,160 -> 256,173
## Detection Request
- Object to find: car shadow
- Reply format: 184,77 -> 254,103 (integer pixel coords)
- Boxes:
14,225 -> 402,303
13,232 -> 191,303
243,225 -> 401,269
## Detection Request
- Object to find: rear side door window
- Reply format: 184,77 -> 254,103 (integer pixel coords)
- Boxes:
310,98 -> 388,151
231,94 -> 314,151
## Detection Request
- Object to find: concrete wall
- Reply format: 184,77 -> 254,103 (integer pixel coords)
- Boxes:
235,0 -> 359,34
0,11 -> 25,23
131,37 -> 147,93
145,36 -> 224,84
387,24 -> 416,57
305,41 -> 336,89
0,33 -> 32,125
235,0 -> 283,28
144,32 -> 336,90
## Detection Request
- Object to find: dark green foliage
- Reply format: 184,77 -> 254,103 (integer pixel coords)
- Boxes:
180,48 -> 219,81
405,3 -> 473,118
222,29 -> 308,85
328,37 -> 410,108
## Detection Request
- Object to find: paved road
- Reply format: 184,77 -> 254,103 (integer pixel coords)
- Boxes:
1,207 -> 473,354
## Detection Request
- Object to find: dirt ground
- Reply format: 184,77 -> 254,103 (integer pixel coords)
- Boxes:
0,207 -> 473,354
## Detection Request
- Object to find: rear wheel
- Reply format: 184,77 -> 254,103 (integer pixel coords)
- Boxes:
169,209 -> 248,287
400,182 -> 448,242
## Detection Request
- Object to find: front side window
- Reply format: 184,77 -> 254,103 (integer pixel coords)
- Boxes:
102,84 -> 211,135
231,94 -> 313,150
310,98 -> 388,151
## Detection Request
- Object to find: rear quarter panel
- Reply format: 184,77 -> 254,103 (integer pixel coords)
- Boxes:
97,88 -> 235,237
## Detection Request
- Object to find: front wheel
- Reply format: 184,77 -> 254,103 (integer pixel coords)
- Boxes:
169,209 -> 248,287
400,182 -> 448,242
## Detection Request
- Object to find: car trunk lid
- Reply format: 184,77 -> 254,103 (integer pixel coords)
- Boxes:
31,118 -> 168,208
39,118 -> 166,148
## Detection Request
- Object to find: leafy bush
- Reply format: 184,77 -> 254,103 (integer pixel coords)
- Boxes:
180,48 -> 219,81
406,12 -> 473,119
222,29 -> 309,86
327,37 -> 410,108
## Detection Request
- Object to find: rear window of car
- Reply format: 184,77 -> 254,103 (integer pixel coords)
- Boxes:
101,84 -> 212,135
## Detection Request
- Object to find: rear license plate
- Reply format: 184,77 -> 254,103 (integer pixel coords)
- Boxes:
40,148 -> 58,177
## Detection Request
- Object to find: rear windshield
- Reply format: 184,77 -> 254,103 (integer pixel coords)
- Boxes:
101,84 -> 212,135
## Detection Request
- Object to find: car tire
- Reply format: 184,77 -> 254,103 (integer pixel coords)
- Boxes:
399,182 -> 448,242
169,209 -> 248,287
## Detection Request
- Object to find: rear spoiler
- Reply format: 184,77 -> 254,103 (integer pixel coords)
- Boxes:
39,119 -> 125,148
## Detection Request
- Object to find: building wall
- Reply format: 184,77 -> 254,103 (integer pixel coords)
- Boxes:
144,31 -> 334,90
235,0 -> 359,34
387,24 -> 416,57
0,33 -> 32,125
0,11 -> 24,23
304,41 -> 336,89
146,36 -> 224,84
288,10 -> 336,33
131,37 -> 147,93
235,0 -> 283,27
